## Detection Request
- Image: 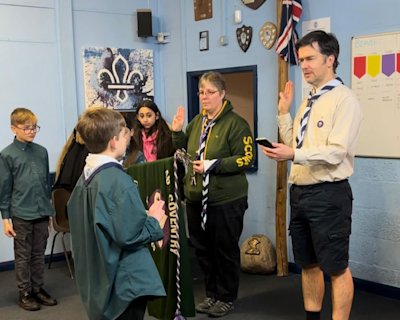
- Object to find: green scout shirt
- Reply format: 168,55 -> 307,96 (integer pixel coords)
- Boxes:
0,138 -> 54,220
67,163 -> 165,320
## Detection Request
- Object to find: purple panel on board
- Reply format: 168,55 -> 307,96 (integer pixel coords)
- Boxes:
382,54 -> 395,77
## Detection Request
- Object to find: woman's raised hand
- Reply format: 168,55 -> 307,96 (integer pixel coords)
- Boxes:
172,106 -> 185,132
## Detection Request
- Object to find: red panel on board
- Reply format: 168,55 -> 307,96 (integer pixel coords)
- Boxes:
354,56 -> 366,79
397,53 -> 400,73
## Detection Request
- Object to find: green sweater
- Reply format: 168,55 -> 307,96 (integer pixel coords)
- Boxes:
173,100 -> 254,205
0,138 -> 54,220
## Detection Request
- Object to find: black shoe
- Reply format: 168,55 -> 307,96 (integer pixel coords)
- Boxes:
32,288 -> 58,306
18,292 -> 41,311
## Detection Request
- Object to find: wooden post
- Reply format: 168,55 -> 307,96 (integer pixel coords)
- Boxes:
275,0 -> 289,277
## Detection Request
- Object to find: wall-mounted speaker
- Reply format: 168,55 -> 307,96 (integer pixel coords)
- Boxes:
137,9 -> 152,38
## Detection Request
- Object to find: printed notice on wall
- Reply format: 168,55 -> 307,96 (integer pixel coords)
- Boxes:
351,32 -> 400,158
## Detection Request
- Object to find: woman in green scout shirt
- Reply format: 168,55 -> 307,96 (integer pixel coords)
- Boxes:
172,71 -> 255,318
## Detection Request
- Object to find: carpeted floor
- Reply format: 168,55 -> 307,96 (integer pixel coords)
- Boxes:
0,257 -> 399,320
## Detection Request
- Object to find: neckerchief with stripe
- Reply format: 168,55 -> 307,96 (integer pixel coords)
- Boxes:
197,116 -> 216,230
296,77 -> 343,148
195,101 -> 227,230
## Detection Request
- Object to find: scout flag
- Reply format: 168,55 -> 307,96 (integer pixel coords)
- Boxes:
127,157 -> 195,319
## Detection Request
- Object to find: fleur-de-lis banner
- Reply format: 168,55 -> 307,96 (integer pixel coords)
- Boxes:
83,47 -> 154,110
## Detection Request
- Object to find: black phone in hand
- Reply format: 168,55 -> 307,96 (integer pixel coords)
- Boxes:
255,137 -> 275,148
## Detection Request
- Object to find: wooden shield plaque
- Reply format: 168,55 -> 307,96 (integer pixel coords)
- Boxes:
194,0 -> 213,21
241,0 -> 266,10
236,25 -> 253,52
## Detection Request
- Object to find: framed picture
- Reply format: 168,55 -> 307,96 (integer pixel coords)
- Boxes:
82,47 -> 154,110
199,31 -> 209,51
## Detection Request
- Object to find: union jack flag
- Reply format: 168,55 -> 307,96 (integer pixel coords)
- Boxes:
275,0 -> 303,65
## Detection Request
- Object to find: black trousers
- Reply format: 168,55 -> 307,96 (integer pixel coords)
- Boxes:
116,297 -> 147,320
12,217 -> 49,294
186,197 -> 247,302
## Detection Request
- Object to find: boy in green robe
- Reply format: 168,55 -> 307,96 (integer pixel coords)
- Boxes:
67,107 -> 166,320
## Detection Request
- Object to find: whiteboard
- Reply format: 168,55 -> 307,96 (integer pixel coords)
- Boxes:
351,32 -> 400,158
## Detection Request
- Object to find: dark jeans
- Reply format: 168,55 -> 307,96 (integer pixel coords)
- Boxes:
186,197 -> 247,302
116,297 -> 147,320
12,217 -> 49,294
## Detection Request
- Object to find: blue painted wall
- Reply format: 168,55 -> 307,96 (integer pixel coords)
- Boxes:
0,0 -> 399,288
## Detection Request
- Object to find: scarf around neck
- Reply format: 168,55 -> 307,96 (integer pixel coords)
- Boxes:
142,129 -> 158,162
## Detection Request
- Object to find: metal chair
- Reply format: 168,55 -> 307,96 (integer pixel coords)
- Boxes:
48,188 -> 74,279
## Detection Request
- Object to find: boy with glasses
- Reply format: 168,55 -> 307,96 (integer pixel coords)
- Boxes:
0,107 -> 57,311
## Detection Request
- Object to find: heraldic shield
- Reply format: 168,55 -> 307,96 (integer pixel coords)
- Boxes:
236,25 -> 253,52
241,0 -> 266,10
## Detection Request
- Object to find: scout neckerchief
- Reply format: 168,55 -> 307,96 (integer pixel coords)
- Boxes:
296,77 -> 344,148
195,101 -> 226,230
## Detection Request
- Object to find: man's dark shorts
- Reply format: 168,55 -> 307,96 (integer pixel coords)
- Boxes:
289,180 -> 353,274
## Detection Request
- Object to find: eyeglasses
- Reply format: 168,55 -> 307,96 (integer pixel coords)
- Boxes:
197,90 -> 219,97
15,125 -> 41,133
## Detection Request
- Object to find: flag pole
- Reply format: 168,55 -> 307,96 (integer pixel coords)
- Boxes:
275,0 -> 289,277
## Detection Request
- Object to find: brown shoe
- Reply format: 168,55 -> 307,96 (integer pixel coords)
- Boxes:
32,288 -> 58,306
18,292 -> 40,311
